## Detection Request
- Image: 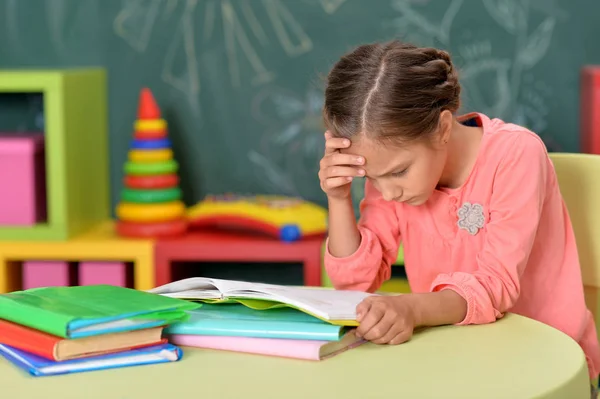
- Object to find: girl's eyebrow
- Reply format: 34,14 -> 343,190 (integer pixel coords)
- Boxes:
369,161 -> 411,178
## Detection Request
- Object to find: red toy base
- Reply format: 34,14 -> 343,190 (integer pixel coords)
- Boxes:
124,174 -> 179,189
189,215 -> 281,238
116,219 -> 188,238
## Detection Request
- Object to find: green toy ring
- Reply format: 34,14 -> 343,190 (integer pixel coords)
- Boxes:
124,159 -> 178,175
121,187 -> 182,203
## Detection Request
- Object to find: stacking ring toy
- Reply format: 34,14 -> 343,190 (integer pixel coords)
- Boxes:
129,149 -> 173,162
131,138 -> 171,150
134,129 -> 168,140
135,119 -> 167,131
124,174 -> 179,189
121,187 -> 182,203
116,219 -> 188,238
116,201 -> 186,222
124,159 -> 178,175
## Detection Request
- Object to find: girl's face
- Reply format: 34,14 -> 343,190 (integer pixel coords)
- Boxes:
343,136 -> 447,206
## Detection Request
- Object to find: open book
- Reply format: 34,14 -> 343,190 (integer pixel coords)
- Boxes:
147,278 -> 376,326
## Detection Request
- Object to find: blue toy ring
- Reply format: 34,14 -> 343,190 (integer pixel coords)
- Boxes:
131,138 -> 172,150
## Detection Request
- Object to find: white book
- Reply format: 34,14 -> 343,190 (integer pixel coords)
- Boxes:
147,278 -> 376,325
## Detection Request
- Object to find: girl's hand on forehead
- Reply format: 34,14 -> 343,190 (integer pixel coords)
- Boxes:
318,131 -> 366,200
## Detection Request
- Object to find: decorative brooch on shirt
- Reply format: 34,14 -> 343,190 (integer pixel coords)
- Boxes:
457,202 -> 485,235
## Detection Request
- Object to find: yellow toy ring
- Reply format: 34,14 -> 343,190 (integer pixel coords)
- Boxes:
116,201 -> 186,222
135,119 -> 167,131
128,149 -> 173,162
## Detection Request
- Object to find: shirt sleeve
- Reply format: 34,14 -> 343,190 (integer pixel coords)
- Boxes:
324,180 -> 401,293
430,133 -> 549,325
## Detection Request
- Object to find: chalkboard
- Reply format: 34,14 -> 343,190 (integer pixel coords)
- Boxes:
0,0 -> 599,212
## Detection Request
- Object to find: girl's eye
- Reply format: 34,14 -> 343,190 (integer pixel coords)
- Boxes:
391,168 -> 408,177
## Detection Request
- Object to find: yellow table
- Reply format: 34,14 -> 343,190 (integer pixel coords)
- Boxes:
0,313 -> 590,399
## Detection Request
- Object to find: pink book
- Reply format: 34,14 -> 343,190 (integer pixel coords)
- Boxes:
168,330 -> 365,360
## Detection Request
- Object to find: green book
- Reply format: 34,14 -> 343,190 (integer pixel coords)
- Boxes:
0,285 -> 201,338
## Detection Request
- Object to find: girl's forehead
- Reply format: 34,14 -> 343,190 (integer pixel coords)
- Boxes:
341,139 -> 411,172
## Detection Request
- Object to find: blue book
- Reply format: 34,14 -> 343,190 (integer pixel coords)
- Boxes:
164,303 -> 349,341
0,343 -> 182,377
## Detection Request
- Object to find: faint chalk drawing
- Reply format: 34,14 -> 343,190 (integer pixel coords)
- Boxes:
113,0 -> 329,106
166,0 -> 179,15
248,151 -> 299,196
460,59 -> 512,119
389,0 -> 563,140
390,0 -> 463,45
4,0 -> 24,54
45,0 -> 68,53
113,0 -> 161,53
221,0 -> 275,87
242,0 -> 269,47
203,0 -> 215,43
249,85 -> 338,203
319,0 -> 348,14
482,0 -> 526,35
516,18 -> 555,69
263,0 -> 313,57
161,0 -> 201,115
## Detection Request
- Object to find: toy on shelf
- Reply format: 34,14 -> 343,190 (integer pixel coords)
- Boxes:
186,194 -> 328,242
115,88 -> 187,238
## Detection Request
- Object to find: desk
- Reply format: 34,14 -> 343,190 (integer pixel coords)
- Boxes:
154,230 -> 324,287
0,313 -> 590,399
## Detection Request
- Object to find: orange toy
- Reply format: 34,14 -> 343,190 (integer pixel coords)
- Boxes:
115,88 -> 187,238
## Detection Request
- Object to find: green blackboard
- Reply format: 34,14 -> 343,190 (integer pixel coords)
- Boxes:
0,0 -> 599,212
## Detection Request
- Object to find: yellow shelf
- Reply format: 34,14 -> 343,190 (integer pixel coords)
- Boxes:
0,221 -> 155,293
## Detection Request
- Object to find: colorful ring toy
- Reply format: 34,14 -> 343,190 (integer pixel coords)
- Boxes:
124,159 -> 178,175
130,138 -> 172,150
134,119 -> 167,131
116,219 -> 188,238
124,174 -> 179,189
116,201 -> 186,222
121,187 -> 182,203
128,149 -> 173,162
134,129 -> 168,139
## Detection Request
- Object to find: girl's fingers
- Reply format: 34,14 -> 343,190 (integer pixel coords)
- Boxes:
322,153 -> 364,167
325,166 -> 365,178
325,137 -> 351,154
323,176 -> 353,189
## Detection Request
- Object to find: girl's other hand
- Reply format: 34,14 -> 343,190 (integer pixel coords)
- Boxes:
318,131 -> 365,200
355,295 -> 416,345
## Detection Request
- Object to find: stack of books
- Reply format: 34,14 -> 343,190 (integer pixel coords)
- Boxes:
148,277 -> 375,360
0,284 -> 199,376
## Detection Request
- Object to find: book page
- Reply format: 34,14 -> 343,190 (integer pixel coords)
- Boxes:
226,285 -> 375,321
257,287 -> 374,320
148,278 -> 277,299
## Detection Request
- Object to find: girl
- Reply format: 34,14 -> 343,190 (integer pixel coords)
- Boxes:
319,40 -> 600,393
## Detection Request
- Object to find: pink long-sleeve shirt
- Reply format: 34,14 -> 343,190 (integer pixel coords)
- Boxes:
324,112 -> 600,379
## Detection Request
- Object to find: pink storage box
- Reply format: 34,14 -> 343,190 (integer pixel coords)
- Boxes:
22,261 -> 76,289
78,262 -> 129,287
0,133 -> 46,225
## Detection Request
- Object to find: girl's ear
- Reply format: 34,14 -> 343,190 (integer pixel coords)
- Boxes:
431,110 -> 453,148
438,110 -> 453,145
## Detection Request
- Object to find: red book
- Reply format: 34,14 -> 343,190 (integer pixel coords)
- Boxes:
0,318 -> 166,361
